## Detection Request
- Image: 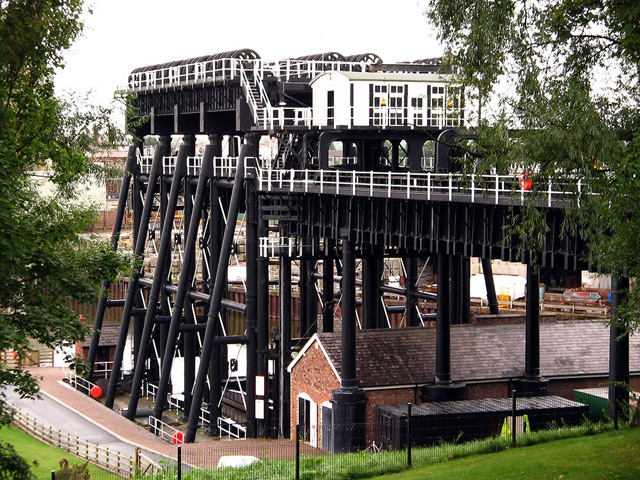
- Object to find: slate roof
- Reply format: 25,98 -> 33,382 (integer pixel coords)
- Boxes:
311,320 -> 640,388
81,324 -> 120,347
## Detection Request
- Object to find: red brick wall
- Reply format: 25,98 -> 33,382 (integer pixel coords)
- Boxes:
289,341 -> 340,442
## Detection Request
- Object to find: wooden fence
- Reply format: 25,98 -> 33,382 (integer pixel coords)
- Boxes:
11,407 -> 162,478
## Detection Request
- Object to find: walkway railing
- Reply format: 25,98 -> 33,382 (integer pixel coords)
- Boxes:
149,416 -> 185,445
255,162 -> 577,208
11,407 -> 160,477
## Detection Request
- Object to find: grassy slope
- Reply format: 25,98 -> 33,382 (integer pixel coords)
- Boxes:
0,425 -> 117,479
375,427 -> 640,480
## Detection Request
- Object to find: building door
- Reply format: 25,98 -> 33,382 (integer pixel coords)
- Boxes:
298,394 -> 318,447
327,91 -> 335,126
321,403 -> 333,451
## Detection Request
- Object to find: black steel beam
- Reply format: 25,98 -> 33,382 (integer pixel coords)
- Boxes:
609,276 -> 629,426
126,136 -> 191,420
185,147 -> 247,443
105,137 -> 169,409
151,141 -> 212,422
87,143 -> 138,378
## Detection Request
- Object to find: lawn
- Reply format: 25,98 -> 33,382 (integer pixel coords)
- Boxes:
373,427 -> 640,480
0,425 -> 119,479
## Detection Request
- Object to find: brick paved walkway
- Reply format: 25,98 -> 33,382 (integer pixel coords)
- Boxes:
25,367 -> 308,464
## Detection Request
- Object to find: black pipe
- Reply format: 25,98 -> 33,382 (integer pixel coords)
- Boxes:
105,137 -> 169,409
404,258 -> 419,327
341,237 -> 357,389
279,256 -> 292,438
322,251 -> 334,333
185,151 -> 246,443
435,252 -> 451,384
245,152 -> 258,438
609,275 -> 629,427
524,264 -> 540,379
87,143 -> 138,378
126,137 -> 191,420
482,258 -> 499,315
151,143 -> 212,422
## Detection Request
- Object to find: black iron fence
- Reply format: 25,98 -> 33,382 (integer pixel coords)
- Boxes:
48,387 -> 625,479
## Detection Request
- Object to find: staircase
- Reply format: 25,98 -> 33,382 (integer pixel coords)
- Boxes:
239,65 -> 272,129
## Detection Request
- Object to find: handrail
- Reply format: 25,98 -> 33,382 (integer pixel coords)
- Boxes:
253,163 -> 577,208
11,406 -> 161,476
149,415 -> 185,445
217,417 -> 247,439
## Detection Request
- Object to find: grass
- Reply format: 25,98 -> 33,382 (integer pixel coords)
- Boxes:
0,425 -> 120,479
173,421 -> 635,480
373,427 -> 640,480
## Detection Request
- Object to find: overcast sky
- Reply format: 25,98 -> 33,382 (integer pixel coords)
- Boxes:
55,0 -> 442,112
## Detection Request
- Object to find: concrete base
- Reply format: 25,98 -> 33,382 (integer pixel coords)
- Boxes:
331,388 -> 367,453
516,377 -> 550,396
423,382 -> 467,402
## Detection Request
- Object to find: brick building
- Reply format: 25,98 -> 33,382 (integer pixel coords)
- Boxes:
288,320 -> 640,450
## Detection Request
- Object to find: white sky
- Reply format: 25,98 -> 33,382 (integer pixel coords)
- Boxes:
55,0 -> 442,111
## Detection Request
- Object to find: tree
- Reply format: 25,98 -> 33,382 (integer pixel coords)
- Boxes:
424,0 -> 640,329
0,1 -> 128,475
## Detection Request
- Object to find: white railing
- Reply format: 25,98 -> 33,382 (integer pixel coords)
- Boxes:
139,153 -> 153,174
11,407 -> 161,477
128,58 -> 381,93
217,417 -> 247,439
149,416 -> 185,445
255,164 -> 573,207
144,381 -> 158,399
64,369 -> 100,396
259,236 -> 299,257
92,361 -> 113,379
162,156 -> 177,175
184,156 -> 239,177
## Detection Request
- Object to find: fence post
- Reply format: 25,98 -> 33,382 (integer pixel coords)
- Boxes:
177,445 -> 182,480
407,403 -> 413,468
51,470 -> 55,480
135,447 -> 141,477
295,423 -> 300,480
511,390 -> 517,444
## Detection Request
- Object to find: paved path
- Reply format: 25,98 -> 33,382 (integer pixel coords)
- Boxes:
6,367 -> 177,460
5,367 -> 312,470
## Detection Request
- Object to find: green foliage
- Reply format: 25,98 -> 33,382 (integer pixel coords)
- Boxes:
0,441 -> 36,480
0,0 -> 129,419
425,0 -> 640,324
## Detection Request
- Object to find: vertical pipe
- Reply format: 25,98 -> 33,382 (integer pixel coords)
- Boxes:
126,139 -> 190,420
404,257 -> 419,327
459,257 -> 471,324
435,252 -> 451,384
322,253 -> 334,333
609,275 -> 629,427
185,150 -> 247,443
341,237 -> 357,389
449,255 -> 460,325
256,197 -> 269,437
279,256 -> 292,438
482,258 -> 499,315
87,143 -> 138,377
524,264 -> 540,379
245,151 -> 259,439
306,261 -> 318,336
105,136 -> 170,409
298,260 -> 309,337
363,252 -> 380,329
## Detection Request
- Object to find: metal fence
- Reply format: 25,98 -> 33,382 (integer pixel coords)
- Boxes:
173,389 -> 616,480
11,407 -> 161,478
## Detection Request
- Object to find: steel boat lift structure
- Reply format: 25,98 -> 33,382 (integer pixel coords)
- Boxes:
87,48 -> 605,450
